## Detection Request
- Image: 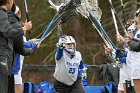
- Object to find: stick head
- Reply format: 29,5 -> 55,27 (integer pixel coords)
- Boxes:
76,0 -> 102,20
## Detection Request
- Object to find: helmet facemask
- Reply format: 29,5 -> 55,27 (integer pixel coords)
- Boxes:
64,43 -> 75,55
63,36 -> 76,55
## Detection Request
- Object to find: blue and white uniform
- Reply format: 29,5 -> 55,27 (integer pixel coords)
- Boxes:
118,48 -> 131,91
53,36 -> 86,93
53,47 -> 84,85
118,23 -> 138,91
13,36 -> 36,84
129,29 -> 140,80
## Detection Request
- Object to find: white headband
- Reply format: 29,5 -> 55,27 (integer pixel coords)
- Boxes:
15,6 -> 20,14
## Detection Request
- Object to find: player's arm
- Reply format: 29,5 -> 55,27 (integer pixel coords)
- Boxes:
56,36 -> 66,60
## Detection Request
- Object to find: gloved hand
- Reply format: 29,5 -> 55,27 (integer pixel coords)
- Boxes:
81,67 -> 87,79
119,57 -> 126,63
57,36 -> 66,48
115,50 -> 127,63
30,38 -> 41,49
115,50 -> 123,58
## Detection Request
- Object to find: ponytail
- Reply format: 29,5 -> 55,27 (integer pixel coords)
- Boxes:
0,0 -> 7,6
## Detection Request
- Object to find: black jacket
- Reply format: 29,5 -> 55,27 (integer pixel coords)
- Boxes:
7,11 -> 33,56
7,11 -> 33,75
0,8 -> 24,75
129,38 -> 140,52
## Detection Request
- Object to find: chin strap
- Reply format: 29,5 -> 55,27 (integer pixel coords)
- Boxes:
65,48 -> 75,56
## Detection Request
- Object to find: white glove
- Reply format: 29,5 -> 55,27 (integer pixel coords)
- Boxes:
81,67 -> 87,79
58,37 -> 66,47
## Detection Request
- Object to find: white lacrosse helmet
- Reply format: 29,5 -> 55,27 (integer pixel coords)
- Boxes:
64,36 -> 76,54
136,9 -> 140,17
127,23 -> 136,32
64,36 -> 76,45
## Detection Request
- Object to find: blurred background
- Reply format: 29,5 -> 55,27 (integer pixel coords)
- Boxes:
14,0 -> 139,85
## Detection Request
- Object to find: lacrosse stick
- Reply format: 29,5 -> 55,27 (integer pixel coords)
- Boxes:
108,0 -> 127,35
24,0 -> 31,34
